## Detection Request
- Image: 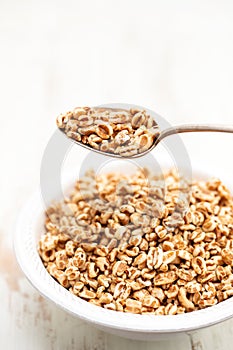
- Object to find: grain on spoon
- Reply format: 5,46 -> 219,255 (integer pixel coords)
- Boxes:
56,107 -> 160,157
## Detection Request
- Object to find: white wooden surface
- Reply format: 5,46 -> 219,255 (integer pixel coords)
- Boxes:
1,0 -> 233,348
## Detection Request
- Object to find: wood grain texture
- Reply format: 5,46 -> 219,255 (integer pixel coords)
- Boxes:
1,0 -> 233,348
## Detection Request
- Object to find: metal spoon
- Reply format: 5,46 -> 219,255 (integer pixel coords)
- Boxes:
58,103 -> 233,158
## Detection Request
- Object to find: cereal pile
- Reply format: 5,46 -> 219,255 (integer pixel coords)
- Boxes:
56,107 -> 160,156
39,169 -> 233,315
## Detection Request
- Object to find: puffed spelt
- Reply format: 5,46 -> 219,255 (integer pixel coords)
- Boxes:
125,299 -> 142,313
39,168 -> 233,315
57,106 -> 160,156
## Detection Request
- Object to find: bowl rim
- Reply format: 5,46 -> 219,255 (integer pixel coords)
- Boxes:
14,167 -> 233,334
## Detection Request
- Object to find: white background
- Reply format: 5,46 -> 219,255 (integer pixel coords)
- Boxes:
1,0 -> 233,349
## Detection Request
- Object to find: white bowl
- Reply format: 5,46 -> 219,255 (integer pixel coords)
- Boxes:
14,163 -> 233,341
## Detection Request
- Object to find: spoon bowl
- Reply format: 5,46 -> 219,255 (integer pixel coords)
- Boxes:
57,103 -> 161,158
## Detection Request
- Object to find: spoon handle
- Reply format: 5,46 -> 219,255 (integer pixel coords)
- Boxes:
158,124 -> 233,143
